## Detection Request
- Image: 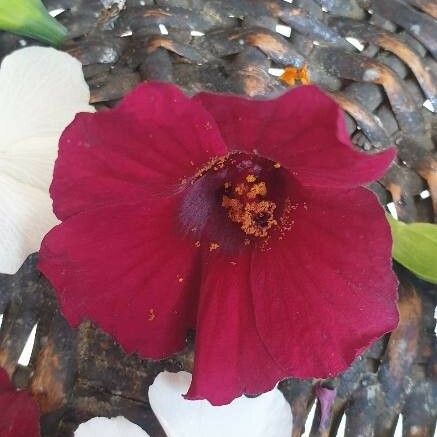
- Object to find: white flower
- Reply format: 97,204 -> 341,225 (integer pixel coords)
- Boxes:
73,373 -> 293,437
0,46 -> 94,274
149,371 -> 293,437
75,416 -> 150,437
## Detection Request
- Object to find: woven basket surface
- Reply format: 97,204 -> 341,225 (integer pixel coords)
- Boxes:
0,0 -> 436,436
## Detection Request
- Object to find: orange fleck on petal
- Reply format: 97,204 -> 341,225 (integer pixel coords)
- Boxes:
209,242 -> 220,251
273,162 -> 281,169
246,174 -> 257,183
192,155 -> 228,182
195,240 -> 201,247
148,308 -> 156,321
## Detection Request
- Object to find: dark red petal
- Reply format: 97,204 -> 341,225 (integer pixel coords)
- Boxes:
0,369 -> 39,437
194,86 -> 395,188
53,82 -> 227,220
185,251 -> 286,406
38,197 -> 200,358
251,186 -> 399,378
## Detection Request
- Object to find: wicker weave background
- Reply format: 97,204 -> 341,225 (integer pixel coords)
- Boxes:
0,0 -> 435,436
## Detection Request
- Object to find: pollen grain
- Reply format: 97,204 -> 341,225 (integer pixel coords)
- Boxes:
209,242 -> 220,251
148,308 -> 156,321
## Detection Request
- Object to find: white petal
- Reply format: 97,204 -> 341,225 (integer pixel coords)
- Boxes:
75,416 -> 150,437
0,136 -> 59,191
0,46 -> 94,274
149,371 -> 293,437
0,47 -> 94,148
0,174 -> 58,274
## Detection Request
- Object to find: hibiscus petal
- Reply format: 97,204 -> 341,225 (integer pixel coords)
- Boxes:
0,137 -> 58,192
52,82 -> 227,220
0,47 -> 93,274
251,186 -> 399,377
74,416 -> 149,437
0,174 -> 58,274
38,198 -> 200,358
194,85 -> 395,188
0,47 -> 93,148
149,371 -> 293,437
0,369 -> 40,437
184,252 -> 285,405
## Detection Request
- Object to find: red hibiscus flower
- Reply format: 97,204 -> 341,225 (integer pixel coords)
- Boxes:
0,369 -> 39,436
39,83 -> 399,405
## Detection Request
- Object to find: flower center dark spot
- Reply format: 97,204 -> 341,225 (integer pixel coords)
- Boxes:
180,152 -> 289,249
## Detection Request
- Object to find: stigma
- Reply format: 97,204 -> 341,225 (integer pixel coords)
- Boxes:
222,174 -> 277,238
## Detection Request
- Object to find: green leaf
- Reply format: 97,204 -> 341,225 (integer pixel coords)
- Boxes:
387,214 -> 437,284
0,0 -> 67,46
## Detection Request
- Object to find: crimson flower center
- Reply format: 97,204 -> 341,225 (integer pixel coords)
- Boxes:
181,152 -> 290,250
